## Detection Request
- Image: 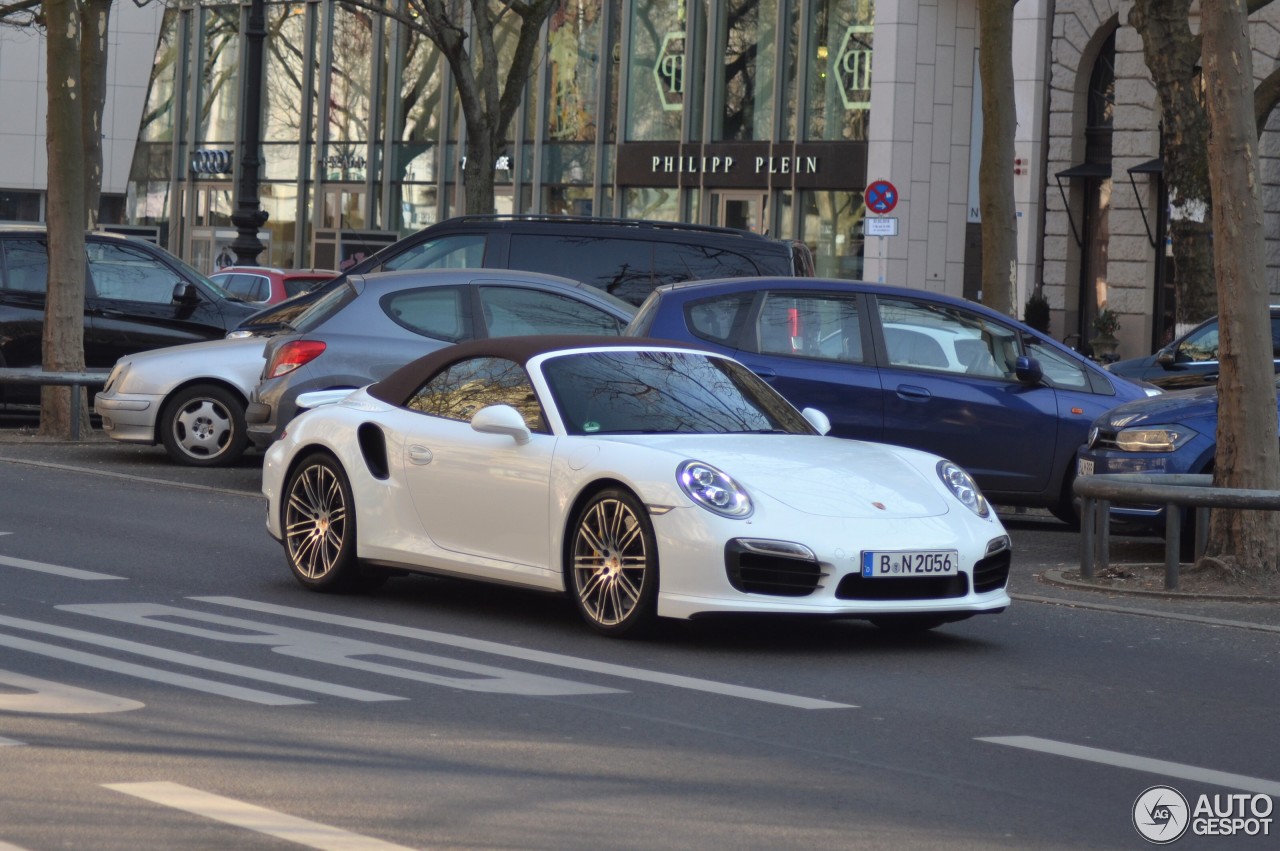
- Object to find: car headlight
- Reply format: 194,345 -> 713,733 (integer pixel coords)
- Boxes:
937,460 -> 989,518
677,460 -> 753,518
1115,425 -> 1196,452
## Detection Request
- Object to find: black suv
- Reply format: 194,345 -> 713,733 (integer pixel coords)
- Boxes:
0,227 -> 259,401
237,215 -> 813,333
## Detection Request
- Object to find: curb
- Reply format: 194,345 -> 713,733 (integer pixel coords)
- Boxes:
1011,592 -> 1280,635
1040,568 -> 1280,604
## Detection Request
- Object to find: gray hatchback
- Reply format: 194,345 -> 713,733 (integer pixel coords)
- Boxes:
245,268 -> 636,447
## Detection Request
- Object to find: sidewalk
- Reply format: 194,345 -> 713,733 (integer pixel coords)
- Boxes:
3,427 -> 1279,632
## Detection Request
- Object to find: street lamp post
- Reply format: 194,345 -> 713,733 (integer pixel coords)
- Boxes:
230,0 -> 267,265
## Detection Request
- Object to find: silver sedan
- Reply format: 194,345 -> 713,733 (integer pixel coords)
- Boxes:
94,336 -> 269,466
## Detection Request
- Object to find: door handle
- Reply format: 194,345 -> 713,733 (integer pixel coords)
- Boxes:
751,366 -> 777,379
408,445 -> 433,465
896,385 -> 932,402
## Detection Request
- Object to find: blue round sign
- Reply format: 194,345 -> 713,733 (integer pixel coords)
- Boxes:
865,180 -> 898,214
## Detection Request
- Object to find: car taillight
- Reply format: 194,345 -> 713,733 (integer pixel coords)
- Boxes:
266,340 -> 327,378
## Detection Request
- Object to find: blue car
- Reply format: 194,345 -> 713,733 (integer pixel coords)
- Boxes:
1076,380 -> 1275,529
627,277 -> 1159,522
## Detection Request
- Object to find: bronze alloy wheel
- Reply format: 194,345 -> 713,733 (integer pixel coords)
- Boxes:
282,453 -> 385,592
570,489 -> 658,636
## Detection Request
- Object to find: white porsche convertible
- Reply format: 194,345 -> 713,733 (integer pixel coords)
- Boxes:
263,337 -> 1012,636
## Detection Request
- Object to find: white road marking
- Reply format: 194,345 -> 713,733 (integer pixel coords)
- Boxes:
0,613 -> 402,703
0,737 -> 24,747
104,782 -> 420,851
61,603 -> 623,698
0,554 -> 122,581
0,842 -> 35,851
199,596 -> 855,710
0,668 -> 143,714
0,632 -> 306,706
979,736 -> 1280,797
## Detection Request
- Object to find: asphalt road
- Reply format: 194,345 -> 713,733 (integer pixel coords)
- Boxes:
1,435 -> 1278,849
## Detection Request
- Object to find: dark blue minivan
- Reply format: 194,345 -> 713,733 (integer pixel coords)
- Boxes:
627,277 -> 1159,523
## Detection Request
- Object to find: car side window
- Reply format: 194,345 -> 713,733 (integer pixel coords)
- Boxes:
381,285 -> 472,342
87,243 -> 181,304
1270,317 -> 1280,358
507,234 -> 657,305
685,293 -> 753,345
1176,323 -> 1219,362
215,273 -> 268,302
755,292 -> 865,363
1022,337 -> 1090,389
407,356 -> 546,432
478,286 -> 623,337
0,239 -> 49,293
877,297 -> 1016,378
381,234 -> 486,271
664,244 -> 762,282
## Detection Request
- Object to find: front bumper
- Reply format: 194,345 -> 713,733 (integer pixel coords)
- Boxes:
651,508 -> 1012,620
93,391 -> 159,444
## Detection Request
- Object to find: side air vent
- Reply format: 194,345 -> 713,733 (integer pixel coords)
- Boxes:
357,423 -> 389,480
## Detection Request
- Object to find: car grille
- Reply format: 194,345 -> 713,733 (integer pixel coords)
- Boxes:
834,572 -> 969,601
724,540 -> 822,596
972,548 -> 1011,593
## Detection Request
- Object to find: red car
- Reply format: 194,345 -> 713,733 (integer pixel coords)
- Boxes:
210,266 -> 338,306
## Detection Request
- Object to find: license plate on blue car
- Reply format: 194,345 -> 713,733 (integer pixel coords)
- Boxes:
1078,458 -> 1095,476
861,550 -> 958,578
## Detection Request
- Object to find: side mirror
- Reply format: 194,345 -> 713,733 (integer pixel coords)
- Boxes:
172,281 -> 199,304
1014,355 -> 1043,385
801,407 -> 831,435
1156,347 -> 1176,367
471,404 -> 532,445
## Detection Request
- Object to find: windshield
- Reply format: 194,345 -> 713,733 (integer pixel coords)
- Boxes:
541,350 -> 814,436
291,281 -> 359,333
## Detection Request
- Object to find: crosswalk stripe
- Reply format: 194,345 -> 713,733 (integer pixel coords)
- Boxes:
979,736 -> 1280,797
104,783 -> 421,851
0,554 -> 122,581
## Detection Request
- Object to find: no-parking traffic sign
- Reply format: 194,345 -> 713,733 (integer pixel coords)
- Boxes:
864,180 -> 898,215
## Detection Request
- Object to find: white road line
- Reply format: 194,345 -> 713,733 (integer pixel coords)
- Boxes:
979,736 -> 1280,797
0,737 -> 24,747
104,782 -> 420,851
0,554 -> 123,581
0,841 -> 35,851
0,632 -> 307,706
0,614 -> 403,703
0,668 -> 143,714
200,596 -> 855,710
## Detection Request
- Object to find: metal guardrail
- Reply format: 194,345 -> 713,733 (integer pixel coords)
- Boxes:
1075,472 -> 1280,590
0,368 -> 110,440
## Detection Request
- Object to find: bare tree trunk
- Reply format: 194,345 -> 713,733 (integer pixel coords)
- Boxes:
976,0 -> 1017,316
1128,0 -> 1217,327
1201,0 -> 1280,576
80,0 -> 112,229
40,0 -> 90,440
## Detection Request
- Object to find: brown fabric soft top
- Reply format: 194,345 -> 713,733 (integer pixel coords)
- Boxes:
367,335 -> 705,407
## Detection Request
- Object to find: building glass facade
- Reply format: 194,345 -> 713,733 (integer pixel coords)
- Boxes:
126,0 -> 873,276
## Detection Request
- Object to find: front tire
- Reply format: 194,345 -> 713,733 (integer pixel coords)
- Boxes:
568,489 -> 658,637
161,384 -> 248,467
283,453 -> 384,592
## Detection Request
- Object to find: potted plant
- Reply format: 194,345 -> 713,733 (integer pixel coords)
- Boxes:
1090,308 -> 1121,360
1024,291 -> 1051,333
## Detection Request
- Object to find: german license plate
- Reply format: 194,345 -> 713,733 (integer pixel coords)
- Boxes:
1078,458 -> 1095,477
861,550 -> 958,578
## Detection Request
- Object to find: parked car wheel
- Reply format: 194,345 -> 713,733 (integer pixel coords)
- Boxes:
283,453 -> 386,592
161,384 -> 249,467
568,489 -> 658,637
